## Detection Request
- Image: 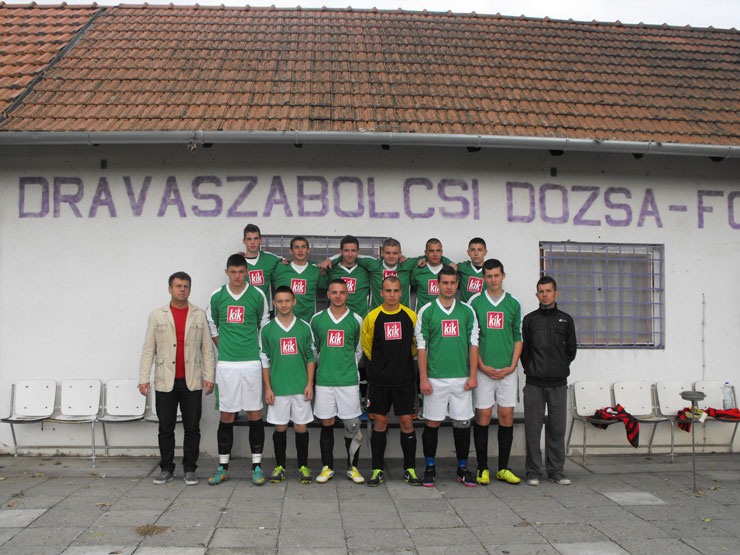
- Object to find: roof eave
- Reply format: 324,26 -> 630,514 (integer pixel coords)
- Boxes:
0,131 -> 737,159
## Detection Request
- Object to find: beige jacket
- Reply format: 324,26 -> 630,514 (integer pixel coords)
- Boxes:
139,302 -> 216,392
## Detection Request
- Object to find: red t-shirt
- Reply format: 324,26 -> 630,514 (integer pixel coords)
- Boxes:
170,305 -> 189,379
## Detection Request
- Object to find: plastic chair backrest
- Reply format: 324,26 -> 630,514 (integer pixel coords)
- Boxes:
105,379 -> 145,416
572,381 -> 612,417
60,379 -> 101,417
694,381 -> 725,410
12,380 -> 56,417
613,381 -> 653,417
655,381 -> 693,415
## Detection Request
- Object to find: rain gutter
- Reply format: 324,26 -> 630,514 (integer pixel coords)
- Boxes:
0,131 -> 737,159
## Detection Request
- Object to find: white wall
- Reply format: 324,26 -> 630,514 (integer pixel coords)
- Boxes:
1,142 -> 738,456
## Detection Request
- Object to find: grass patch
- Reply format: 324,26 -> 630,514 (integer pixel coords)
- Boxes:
135,524 -> 169,536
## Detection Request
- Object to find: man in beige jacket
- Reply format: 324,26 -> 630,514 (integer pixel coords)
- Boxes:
139,271 -> 216,485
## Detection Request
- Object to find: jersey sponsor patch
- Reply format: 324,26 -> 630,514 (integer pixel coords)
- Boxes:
248,270 -> 264,286
487,312 -> 504,329
227,305 -> 245,324
327,329 -> 345,347
428,279 -> 440,295
384,321 -> 402,340
442,319 -> 459,337
341,276 -> 357,293
467,276 -> 483,293
280,337 -> 298,355
383,270 -> 397,279
291,278 -> 307,295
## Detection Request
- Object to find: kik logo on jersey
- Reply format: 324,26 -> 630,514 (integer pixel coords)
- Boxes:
291,278 -> 307,295
249,270 -> 264,286
280,337 -> 298,355
383,270 -> 397,279
442,319 -> 459,337
227,306 -> 245,324
384,321 -> 402,340
327,330 -> 345,347
467,276 -> 483,293
487,312 -> 504,329
341,277 -> 357,293
428,279 -> 440,295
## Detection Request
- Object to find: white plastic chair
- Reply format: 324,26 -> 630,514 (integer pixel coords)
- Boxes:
45,379 -> 101,466
655,381 -> 695,461
694,381 -> 738,452
2,380 -> 56,456
566,381 -> 612,463
613,381 -> 669,455
99,379 -> 146,455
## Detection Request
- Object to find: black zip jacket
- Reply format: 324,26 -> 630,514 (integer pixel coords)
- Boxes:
521,303 -> 577,387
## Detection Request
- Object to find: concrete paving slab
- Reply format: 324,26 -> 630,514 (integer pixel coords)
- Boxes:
415,546 -> 488,555
30,506 -> 106,528
534,523 -> 609,543
135,548 -> 206,555
72,525 -> 143,546
345,527 -> 413,551
60,546 -> 136,555
408,526 -> 484,547
339,508 -> 406,529
0,526 -> 20,543
94,509 -> 163,526
553,541 -> 630,554
206,548 -> 280,555
399,509 -> 464,529
209,527 -> 278,549
589,515 -> 672,541
616,538 -> 702,554
485,545 -> 560,555
1,525 -> 86,547
471,523 -> 548,545
217,507 -> 282,528
0,508 -> 45,527
138,526 -> 214,548
601,491 -> 666,505
651,517 -> 736,539
681,535 -> 740,554
277,549 -> 347,555
277,526 -> 346,548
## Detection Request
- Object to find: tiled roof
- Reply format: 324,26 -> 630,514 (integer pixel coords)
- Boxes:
0,4 -> 100,117
1,4 -> 739,146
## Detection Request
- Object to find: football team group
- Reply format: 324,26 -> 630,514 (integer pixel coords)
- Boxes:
138,224 -> 577,490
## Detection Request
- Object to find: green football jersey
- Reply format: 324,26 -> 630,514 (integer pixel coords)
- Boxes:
469,291 -> 522,369
273,261 -> 328,322
310,308 -> 364,387
353,255 -> 422,310
328,263 -> 371,317
415,299 -> 478,379
244,251 -> 281,305
456,260 -> 486,303
260,316 -> 316,396
207,284 -> 269,362
411,263 -> 445,311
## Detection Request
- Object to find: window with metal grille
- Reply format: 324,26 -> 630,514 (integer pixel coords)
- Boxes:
540,242 -> 665,348
262,235 -> 387,312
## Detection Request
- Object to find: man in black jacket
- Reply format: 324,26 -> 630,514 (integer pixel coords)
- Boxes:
521,276 -> 577,486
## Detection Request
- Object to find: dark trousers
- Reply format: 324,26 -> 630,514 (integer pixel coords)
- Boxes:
155,378 -> 202,473
523,383 -> 567,479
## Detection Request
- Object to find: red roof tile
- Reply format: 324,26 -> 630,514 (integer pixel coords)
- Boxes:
0,4 -> 101,116
0,5 -> 739,145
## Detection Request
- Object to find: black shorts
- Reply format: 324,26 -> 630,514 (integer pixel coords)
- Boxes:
367,383 -> 416,416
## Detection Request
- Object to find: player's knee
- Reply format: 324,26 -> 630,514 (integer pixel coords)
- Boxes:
343,417 -> 361,438
452,419 -> 471,429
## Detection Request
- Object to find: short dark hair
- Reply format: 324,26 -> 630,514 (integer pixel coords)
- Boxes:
437,265 -> 458,281
382,238 -> 401,250
168,271 -> 191,287
468,237 -> 486,248
290,236 -> 310,249
328,278 -> 348,288
226,254 -> 247,269
274,285 -> 294,297
243,223 -> 261,238
482,258 -> 504,274
340,235 -> 359,249
382,275 -> 401,288
425,237 -> 442,249
537,275 -> 557,290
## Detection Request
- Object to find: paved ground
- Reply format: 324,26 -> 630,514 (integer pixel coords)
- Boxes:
0,452 -> 738,555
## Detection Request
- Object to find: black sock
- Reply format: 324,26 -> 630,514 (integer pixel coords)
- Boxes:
249,419 -> 265,469
320,425 -> 334,468
453,426 -> 471,465
273,430 -> 287,469
295,431 -> 309,468
498,425 -> 514,471
370,429 -> 387,469
217,421 -> 234,469
422,425 -> 438,460
400,431 -> 417,470
473,423 -> 488,470
344,437 -> 360,468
